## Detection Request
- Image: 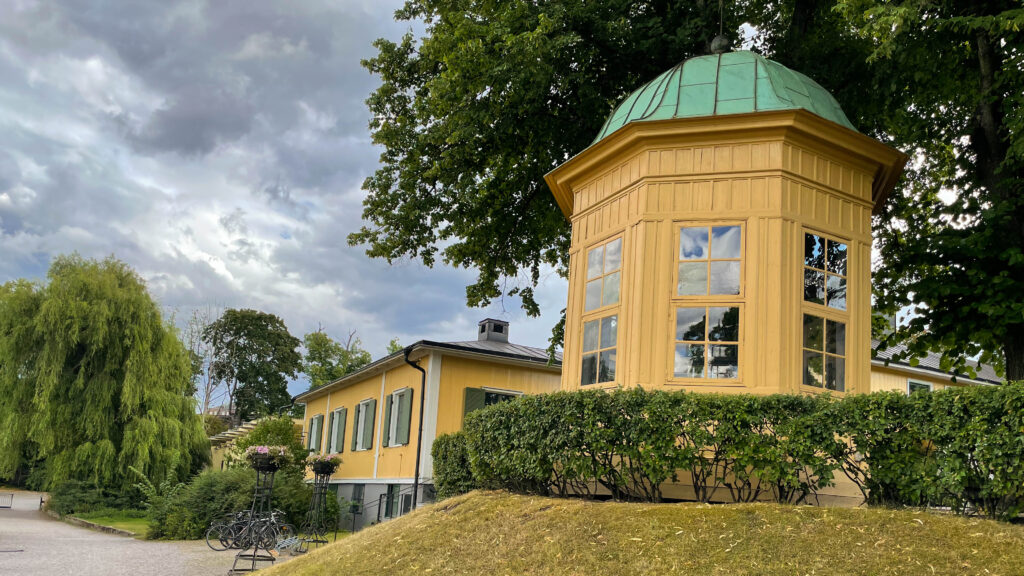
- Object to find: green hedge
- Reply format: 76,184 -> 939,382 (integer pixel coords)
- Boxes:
143,467 -> 338,539
433,384 -> 1024,521
431,432 -> 477,499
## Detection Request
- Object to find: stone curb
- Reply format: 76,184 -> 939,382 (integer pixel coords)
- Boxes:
45,509 -> 138,538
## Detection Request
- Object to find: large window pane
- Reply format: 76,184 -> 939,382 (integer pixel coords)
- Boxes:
709,261 -> 740,295
582,319 -> 599,352
602,272 -> 620,306
587,247 -> 603,279
708,344 -> 738,378
803,351 -> 823,387
804,233 -> 825,269
585,279 -> 602,311
827,241 -> 847,275
710,226 -> 742,258
825,356 -> 845,392
674,344 -> 705,378
708,307 -> 739,342
826,274 -> 846,310
598,350 -> 616,383
676,308 -> 705,341
581,353 -> 598,386
680,227 -> 709,260
802,314 -> 823,351
605,238 -> 622,272
803,269 -> 824,304
826,320 -> 846,356
678,262 -> 708,295
600,315 -> 618,349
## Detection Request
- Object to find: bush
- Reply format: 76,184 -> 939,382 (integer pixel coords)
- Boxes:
432,432 -> 476,499
230,416 -> 307,472
455,384 -> 1024,520
144,467 -> 338,539
47,480 -> 138,516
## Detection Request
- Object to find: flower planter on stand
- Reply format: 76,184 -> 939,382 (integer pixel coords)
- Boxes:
228,449 -> 288,575
298,459 -> 339,553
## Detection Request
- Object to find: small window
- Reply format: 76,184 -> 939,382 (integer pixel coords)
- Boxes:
674,306 -> 740,379
585,237 -> 622,311
352,398 -> 376,452
327,408 -> 347,453
678,226 -> 742,296
803,233 -> 847,310
802,314 -> 846,391
307,414 -> 324,452
581,315 -> 617,385
493,324 -> 503,334
484,391 -> 516,406
384,388 -> 413,447
908,381 -> 933,394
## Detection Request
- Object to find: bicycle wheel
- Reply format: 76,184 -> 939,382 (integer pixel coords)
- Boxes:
205,523 -> 230,551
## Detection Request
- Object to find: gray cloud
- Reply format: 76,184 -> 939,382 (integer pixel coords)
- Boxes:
0,0 -> 568,396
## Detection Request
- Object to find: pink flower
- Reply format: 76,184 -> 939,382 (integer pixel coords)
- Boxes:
257,446 -> 269,454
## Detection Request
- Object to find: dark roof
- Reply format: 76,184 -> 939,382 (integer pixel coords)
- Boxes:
293,338 -> 561,403
871,340 -> 1003,385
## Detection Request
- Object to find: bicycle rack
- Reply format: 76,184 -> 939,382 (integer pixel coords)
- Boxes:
228,466 -> 278,574
297,467 -> 332,553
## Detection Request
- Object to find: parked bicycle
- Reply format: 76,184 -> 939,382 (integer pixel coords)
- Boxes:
206,509 -> 295,552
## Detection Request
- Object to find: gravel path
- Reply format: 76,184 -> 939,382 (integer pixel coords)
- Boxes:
0,490 -> 291,576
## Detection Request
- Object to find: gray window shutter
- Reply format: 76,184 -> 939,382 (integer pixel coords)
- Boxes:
397,388 -> 413,445
336,408 -> 347,453
350,405 -> 359,452
325,412 -> 335,453
361,398 -> 376,451
382,394 -> 392,448
463,387 -> 486,422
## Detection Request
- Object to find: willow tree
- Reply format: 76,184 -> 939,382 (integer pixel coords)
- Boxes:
0,255 -> 208,489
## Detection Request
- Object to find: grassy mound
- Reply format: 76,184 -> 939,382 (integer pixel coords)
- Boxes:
265,491 -> 1024,576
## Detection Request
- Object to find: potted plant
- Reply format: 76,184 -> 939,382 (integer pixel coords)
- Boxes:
244,445 -> 291,472
306,453 -> 342,475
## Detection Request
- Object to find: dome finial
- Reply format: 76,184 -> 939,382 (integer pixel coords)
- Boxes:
711,34 -> 732,54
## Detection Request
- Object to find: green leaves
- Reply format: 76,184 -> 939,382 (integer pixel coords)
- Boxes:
355,0 -> 730,325
203,309 -> 302,422
455,384 -> 1024,520
301,329 -> 372,390
0,255 -> 207,490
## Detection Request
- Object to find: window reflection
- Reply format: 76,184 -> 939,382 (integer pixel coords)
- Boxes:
802,313 -> 845,392
803,233 -> 847,310
581,315 -> 617,386
678,225 -> 742,296
674,306 -> 739,379
585,238 -> 623,311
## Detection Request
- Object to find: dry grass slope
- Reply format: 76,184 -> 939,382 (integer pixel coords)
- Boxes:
266,491 -> 1024,576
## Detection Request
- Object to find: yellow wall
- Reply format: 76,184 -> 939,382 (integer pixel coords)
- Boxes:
435,354 -> 562,436
547,112 -> 904,397
299,351 -> 559,482
869,366 -> 954,394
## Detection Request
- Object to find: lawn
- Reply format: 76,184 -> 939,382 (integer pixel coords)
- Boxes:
264,491 -> 1024,576
73,509 -> 150,538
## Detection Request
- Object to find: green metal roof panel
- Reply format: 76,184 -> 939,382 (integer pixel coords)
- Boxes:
593,50 -> 856,144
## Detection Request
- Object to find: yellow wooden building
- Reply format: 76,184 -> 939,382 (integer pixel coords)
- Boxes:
293,319 -> 560,527
545,48 -> 911,397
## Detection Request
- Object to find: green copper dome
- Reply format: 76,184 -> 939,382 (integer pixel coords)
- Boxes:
593,50 -> 856,143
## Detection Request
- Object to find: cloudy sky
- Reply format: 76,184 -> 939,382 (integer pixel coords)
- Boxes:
0,0 -> 568,395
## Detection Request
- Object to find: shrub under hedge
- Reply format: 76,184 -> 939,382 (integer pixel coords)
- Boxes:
433,384 -> 1024,521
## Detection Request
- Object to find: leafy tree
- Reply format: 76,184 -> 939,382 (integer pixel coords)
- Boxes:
203,415 -> 230,437
0,255 -> 207,489
353,0 -> 737,325
385,337 -> 404,355
833,1 -> 1024,380
203,309 -> 302,423
302,328 -> 372,389
230,415 -> 307,472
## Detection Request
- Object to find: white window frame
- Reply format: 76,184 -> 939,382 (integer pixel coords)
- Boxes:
388,387 -> 410,447
908,380 -> 934,394
355,399 -> 372,451
328,408 -> 344,453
